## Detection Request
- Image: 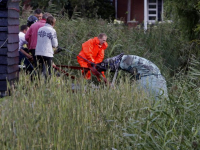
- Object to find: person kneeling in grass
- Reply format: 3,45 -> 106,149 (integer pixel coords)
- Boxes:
96,54 -> 168,100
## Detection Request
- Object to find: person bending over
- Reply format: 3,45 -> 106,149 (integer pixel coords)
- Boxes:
97,54 -> 168,99
77,33 -> 108,80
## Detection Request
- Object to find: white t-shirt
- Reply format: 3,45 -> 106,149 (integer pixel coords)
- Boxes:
18,32 -> 28,51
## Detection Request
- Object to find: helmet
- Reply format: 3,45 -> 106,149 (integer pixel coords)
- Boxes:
27,15 -> 38,27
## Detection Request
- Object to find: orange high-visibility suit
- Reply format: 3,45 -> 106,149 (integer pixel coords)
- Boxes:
77,37 -> 108,79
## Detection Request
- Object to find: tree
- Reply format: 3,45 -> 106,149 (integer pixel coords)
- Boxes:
165,0 -> 200,40
21,0 -> 115,20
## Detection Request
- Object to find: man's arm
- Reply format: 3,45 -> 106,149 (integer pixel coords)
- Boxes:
20,49 -> 32,59
52,31 -> 58,48
95,49 -> 104,63
82,40 -> 95,62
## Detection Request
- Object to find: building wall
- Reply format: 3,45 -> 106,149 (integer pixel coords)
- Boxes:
114,0 -> 144,24
131,0 -> 144,23
0,0 -> 19,94
114,0 -> 128,22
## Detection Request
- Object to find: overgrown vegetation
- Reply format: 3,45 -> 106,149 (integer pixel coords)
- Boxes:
20,0 -> 115,20
165,0 -> 200,40
0,53 -> 199,149
1,4 -> 200,149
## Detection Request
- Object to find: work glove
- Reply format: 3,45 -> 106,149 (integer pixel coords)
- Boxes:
54,46 -> 64,54
95,62 -> 107,72
87,63 -> 96,68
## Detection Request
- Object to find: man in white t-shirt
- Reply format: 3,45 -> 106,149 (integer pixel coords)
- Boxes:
19,25 -> 34,73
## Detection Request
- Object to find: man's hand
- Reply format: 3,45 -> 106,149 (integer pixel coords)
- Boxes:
27,54 -> 33,61
52,62 -> 56,67
87,63 -> 96,68
54,47 -> 64,54
27,54 -> 32,59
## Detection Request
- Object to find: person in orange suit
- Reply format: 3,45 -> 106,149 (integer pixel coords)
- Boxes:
77,33 -> 108,80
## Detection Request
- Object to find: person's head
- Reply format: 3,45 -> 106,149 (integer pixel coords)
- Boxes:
42,13 -> 52,20
20,25 -> 29,34
27,15 -> 38,27
34,9 -> 42,20
98,33 -> 107,45
46,16 -> 56,27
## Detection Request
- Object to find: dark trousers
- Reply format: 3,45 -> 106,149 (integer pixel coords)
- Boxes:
36,56 -> 53,78
19,51 -> 35,81
29,49 -> 36,67
19,51 -> 34,73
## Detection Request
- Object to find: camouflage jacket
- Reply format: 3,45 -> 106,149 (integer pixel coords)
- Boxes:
120,55 -> 161,77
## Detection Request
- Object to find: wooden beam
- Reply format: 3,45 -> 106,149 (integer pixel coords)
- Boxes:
8,34 -> 19,43
8,26 -> 19,34
0,56 -> 8,65
8,18 -> 20,26
0,80 -> 7,91
0,32 -> 7,41
7,57 -> 19,65
7,64 -> 19,73
127,0 -> 131,22
7,49 -> 19,57
0,10 -> 8,17
0,65 -> 7,74
0,48 -> 7,55
0,40 -> 7,48
0,27 -> 8,32
144,0 -> 148,30
7,43 -> 18,52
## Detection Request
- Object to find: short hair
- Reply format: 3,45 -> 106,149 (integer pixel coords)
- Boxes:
42,12 -> 52,20
98,33 -> 107,39
20,25 -> 28,31
46,16 -> 56,26
34,9 -> 42,15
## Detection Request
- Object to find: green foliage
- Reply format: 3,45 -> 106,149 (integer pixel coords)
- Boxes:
20,0 -> 115,20
165,0 -> 200,40
4,13 -> 200,149
52,16 -> 200,77
0,57 -> 199,149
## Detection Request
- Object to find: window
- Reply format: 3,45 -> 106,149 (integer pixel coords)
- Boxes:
147,0 -> 163,23
147,0 -> 157,23
149,0 -> 156,2
149,5 -> 156,9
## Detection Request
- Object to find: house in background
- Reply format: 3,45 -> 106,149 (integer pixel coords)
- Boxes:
113,0 -> 164,29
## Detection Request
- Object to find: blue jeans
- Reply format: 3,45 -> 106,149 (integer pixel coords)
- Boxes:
19,51 -> 34,73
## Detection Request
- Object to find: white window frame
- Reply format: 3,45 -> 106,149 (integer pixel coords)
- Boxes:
147,0 -> 158,23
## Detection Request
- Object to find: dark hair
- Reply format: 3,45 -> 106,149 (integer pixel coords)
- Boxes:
46,16 -> 56,26
20,25 -> 28,31
34,9 -> 42,15
98,33 -> 107,39
42,12 -> 52,20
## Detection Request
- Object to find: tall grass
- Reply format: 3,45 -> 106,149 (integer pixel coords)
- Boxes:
1,17 -> 198,149
53,16 -> 199,79
0,62 -> 199,149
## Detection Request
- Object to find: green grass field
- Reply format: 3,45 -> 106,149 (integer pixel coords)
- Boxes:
0,17 -> 199,149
